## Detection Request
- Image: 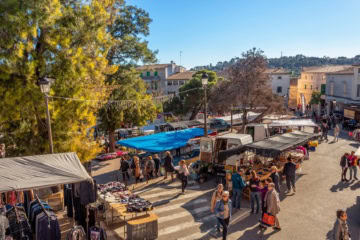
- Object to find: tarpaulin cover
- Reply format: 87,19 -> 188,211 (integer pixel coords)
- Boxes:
246,130 -> 317,152
117,127 -> 207,152
0,152 -> 92,192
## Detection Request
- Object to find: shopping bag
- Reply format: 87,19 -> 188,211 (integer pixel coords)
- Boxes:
262,213 -> 275,227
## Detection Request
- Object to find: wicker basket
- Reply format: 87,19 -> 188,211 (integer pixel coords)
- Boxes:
127,214 -> 158,240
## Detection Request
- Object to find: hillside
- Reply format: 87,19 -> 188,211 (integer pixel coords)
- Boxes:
191,54 -> 360,75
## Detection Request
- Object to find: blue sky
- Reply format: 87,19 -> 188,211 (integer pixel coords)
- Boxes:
131,0 -> 360,69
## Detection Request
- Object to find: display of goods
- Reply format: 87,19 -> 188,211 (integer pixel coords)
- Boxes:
98,182 -> 128,194
127,198 -> 153,212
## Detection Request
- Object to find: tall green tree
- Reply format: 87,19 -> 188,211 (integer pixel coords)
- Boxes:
98,69 -> 157,152
164,70 -> 219,120
0,0 -> 116,161
97,1 -> 158,152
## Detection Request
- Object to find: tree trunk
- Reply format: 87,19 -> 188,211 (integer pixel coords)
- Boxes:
109,129 -> 116,153
242,109 -> 248,133
189,104 -> 203,120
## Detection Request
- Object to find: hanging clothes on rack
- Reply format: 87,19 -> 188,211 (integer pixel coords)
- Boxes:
67,225 -> 86,240
6,206 -> 33,240
64,185 -> 73,218
88,226 -> 107,240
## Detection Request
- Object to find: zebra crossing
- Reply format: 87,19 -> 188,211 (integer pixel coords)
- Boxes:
130,179 -> 251,240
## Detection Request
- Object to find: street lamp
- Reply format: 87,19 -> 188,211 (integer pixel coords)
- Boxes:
202,73 -> 208,137
39,77 -> 54,154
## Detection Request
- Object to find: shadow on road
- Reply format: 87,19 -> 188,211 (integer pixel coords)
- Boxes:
330,181 -> 354,192
326,196 -> 360,240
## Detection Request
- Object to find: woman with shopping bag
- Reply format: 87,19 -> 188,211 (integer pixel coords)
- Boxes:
261,183 -> 281,231
215,191 -> 232,240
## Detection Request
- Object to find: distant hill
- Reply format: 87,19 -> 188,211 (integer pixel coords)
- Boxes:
191,54 -> 360,75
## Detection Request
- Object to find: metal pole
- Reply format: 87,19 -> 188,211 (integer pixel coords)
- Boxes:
45,94 -> 54,153
204,86 -> 208,137
231,106 -> 233,132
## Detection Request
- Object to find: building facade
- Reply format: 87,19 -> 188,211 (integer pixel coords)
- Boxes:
297,65 -> 351,112
137,62 -> 193,95
288,77 -> 298,110
266,68 -> 291,97
325,64 -> 360,118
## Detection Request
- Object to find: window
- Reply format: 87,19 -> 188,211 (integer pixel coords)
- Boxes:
140,72 -> 143,77
179,81 -> 185,85
343,82 -> 347,95
167,81 -> 172,85
277,86 -> 282,93
310,85 -> 312,90
304,84 -> 307,89
357,84 -> 360,97
277,76 -> 282,80
173,80 -> 178,85
146,71 -> 150,77
154,71 -> 158,76
330,82 -> 334,95
305,75 -> 307,80
358,68 -> 360,74
311,75 -> 313,80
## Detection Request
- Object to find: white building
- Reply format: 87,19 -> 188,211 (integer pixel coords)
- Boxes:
325,64 -> 360,118
137,61 -> 194,95
266,68 -> 291,97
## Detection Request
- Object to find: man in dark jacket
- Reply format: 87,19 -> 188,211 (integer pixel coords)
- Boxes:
231,168 -> 246,209
283,157 -> 297,194
270,166 -> 281,193
163,151 -> 174,181
340,153 -> 349,182
120,157 -> 130,182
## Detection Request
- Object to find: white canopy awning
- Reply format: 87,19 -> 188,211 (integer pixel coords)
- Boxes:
0,152 -> 92,192
269,119 -> 317,127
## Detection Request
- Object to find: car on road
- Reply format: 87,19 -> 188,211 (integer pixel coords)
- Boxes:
209,118 -> 231,132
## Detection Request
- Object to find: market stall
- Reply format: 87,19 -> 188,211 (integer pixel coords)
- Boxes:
0,152 -> 100,240
97,181 -> 157,239
226,131 -> 318,200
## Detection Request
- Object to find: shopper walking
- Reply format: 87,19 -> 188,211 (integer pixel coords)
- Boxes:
283,157 -> 297,194
333,124 -> 340,142
119,157 -> 130,182
215,191 -> 232,240
270,166 -> 281,193
163,151 -> 175,181
153,154 -> 161,177
333,209 -> 350,240
257,180 -> 269,219
211,184 -> 224,233
348,151 -> 358,180
264,183 -> 281,231
340,153 -> 350,182
133,156 -> 142,184
145,156 -> 155,184
231,168 -> 246,210
321,120 -> 329,142
178,160 -> 190,194
249,170 -> 261,214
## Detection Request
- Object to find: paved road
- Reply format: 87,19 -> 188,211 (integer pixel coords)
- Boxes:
92,129 -> 360,240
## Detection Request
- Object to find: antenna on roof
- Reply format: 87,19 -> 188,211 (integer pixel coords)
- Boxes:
180,51 -> 183,66
281,52 -> 283,58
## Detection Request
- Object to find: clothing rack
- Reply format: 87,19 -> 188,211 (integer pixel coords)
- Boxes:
35,194 -> 51,229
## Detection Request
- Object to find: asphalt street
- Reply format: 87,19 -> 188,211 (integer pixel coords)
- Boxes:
92,128 -> 360,240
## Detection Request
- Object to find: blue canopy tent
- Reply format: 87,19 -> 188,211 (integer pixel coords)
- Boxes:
117,128 -> 207,152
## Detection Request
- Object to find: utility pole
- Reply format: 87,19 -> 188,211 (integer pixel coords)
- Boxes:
45,94 -> 54,153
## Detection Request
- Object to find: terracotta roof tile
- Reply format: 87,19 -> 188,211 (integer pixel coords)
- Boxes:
266,68 -> 291,74
136,64 -> 171,70
302,65 -> 352,73
167,71 -> 195,80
